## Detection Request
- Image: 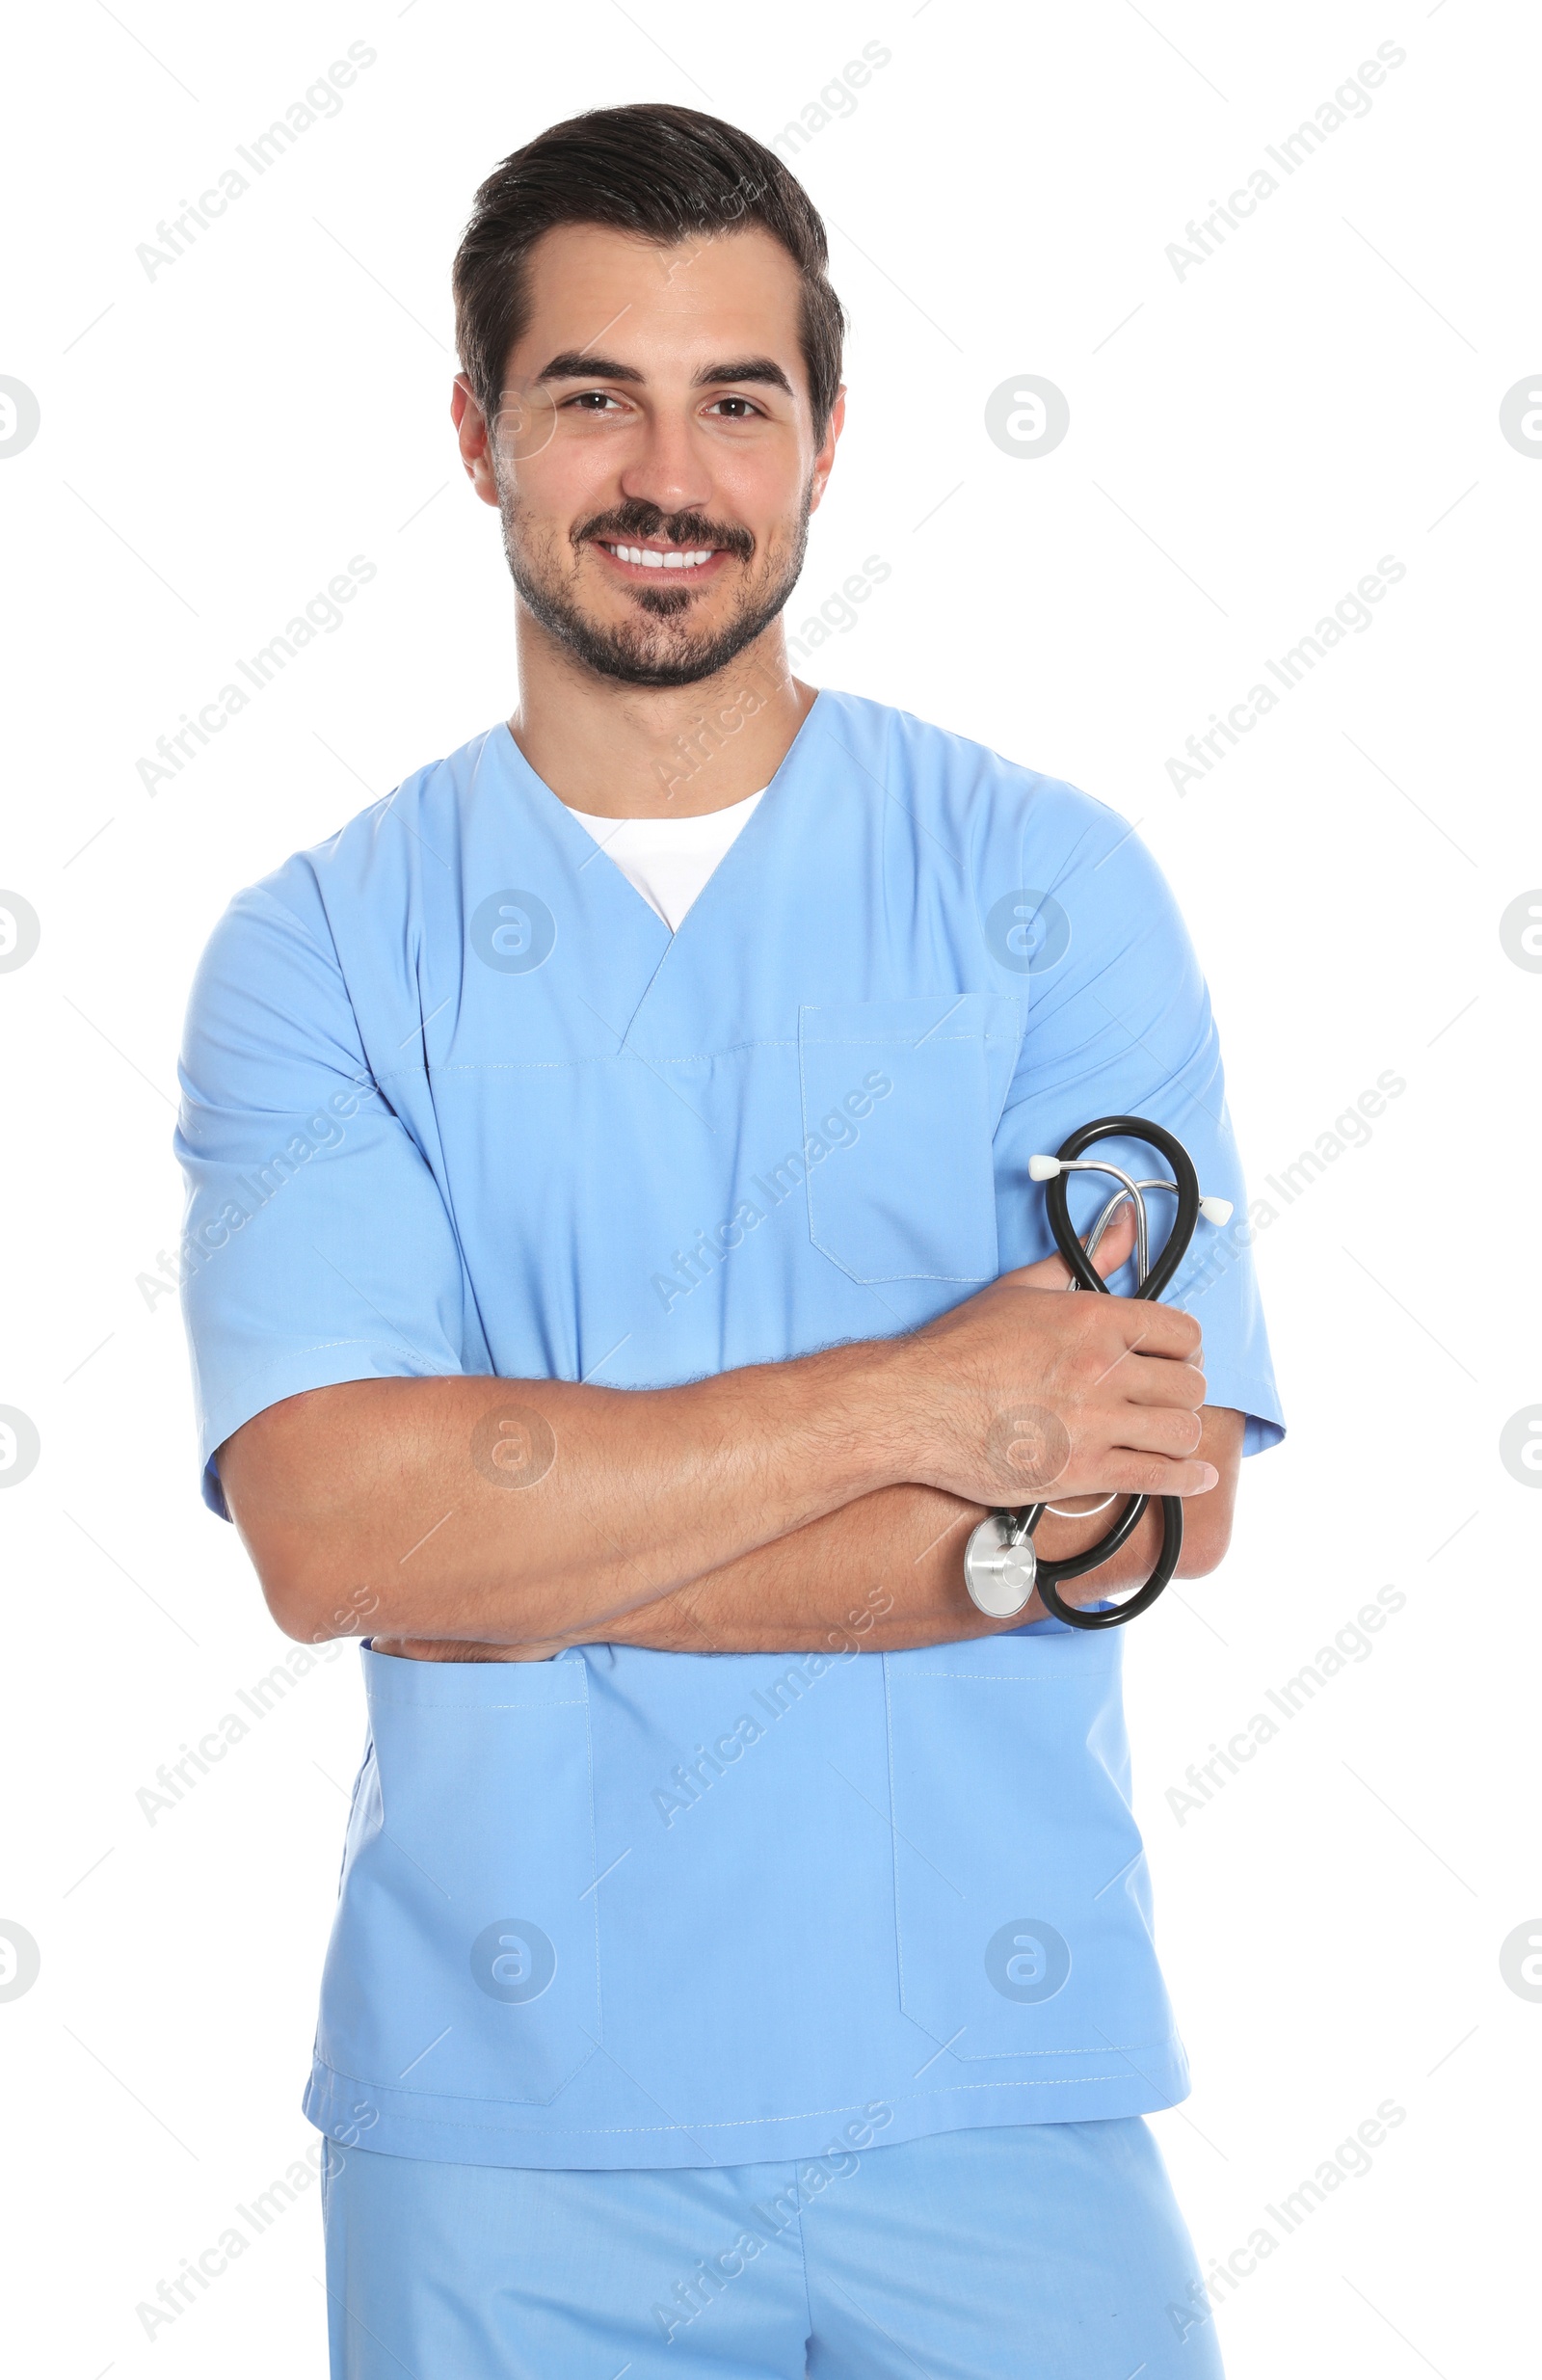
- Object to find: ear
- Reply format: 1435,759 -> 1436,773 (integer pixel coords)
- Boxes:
808,386 -> 846,513
452,373 -> 501,509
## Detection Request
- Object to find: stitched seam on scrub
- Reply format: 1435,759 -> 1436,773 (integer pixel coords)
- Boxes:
891,1668 -> 1116,1682
306,2053 -> 1179,2122
273,1336 -> 382,1354
368,1019 -> 1022,1089
298,2066 -> 1170,2142
370,1039 -> 800,1085
794,2153 -> 815,2340
363,1694 -> 589,1710
882,1657 -> 908,2017
582,1677 -> 603,2051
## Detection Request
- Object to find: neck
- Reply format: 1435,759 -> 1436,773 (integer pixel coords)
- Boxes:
507,612 -> 815,819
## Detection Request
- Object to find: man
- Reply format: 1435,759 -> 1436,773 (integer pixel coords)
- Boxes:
176,101 -> 1282,2378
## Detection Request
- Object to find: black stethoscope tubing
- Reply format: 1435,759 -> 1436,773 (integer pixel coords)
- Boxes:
1010,1114 -> 1201,1631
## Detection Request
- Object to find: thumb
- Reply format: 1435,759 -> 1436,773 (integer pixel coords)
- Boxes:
1008,1196 -> 1138,1292
1086,1197 -> 1137,1283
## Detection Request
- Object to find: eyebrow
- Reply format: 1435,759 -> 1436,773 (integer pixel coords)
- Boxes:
534,351 -> 794,397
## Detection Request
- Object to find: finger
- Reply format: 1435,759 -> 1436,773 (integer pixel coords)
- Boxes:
1124,1404 -> 1206,1457
1097,1298 -> 1203,1362
1081,1452 -> 1220,1498
1118,1357 -> 1209,1409
1078,1403 -> 1204,1465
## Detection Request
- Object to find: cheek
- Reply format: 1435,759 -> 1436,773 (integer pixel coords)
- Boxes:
709,436 -> 812,545
503,480 -> 585,575
518,421 -> 630,526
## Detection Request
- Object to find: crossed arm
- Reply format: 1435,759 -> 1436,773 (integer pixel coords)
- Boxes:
538,1412 -> 1242,1658
221,1204 -> 1244,1660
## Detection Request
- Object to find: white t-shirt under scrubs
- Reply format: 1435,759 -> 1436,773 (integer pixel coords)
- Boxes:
565,789 -> 767,932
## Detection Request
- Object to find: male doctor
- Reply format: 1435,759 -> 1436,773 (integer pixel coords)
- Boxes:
177,100 -> 1282,2379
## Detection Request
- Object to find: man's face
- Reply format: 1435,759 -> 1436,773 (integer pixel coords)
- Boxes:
455,222 -> 842,688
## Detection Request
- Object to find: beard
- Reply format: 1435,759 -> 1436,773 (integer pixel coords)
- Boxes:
495,481 -> 812,689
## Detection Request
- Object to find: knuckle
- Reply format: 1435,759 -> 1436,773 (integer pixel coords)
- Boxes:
1062,1336 -> 1107,1393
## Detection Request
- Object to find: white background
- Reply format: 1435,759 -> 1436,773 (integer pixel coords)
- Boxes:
2,1 -> 1538,2373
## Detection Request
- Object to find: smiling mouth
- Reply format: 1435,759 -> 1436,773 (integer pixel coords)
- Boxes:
594,538 -> 725,575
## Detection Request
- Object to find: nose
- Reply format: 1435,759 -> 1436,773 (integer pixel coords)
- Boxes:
616,404 -> 714,521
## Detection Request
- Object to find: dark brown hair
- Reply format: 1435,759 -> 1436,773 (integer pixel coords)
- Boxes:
452,103 -> 846,434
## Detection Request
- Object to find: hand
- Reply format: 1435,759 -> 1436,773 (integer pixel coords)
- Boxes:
371,1635 -> 559,1663
884,1201 -> 1214,1509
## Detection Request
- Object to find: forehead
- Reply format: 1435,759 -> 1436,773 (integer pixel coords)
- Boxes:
512,221 -> 807,383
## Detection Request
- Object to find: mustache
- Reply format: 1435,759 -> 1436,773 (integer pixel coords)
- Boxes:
574,501 -> 755,561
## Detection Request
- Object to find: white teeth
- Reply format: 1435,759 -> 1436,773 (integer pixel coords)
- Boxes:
603,542 -> 717,570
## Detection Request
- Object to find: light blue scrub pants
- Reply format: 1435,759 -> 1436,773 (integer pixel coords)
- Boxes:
321,2118 -> 1224,2378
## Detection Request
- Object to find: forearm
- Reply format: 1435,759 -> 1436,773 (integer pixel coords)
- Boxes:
391,1484 -> 990,1662
406,1409 -> 1244,1661
222,1350 -> 912,1649
587,1406 -> 1244,1651
225,1217 -> 1219,1655
589,1498 -> 1207,1656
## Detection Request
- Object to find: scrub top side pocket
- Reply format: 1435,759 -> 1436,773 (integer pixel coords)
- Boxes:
883,1634 -> 1181,2075
314,1648 -> 600,2115
798,995 -> 1011,1285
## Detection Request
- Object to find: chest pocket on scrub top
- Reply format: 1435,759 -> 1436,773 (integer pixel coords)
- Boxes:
797,995 -> 1017,1284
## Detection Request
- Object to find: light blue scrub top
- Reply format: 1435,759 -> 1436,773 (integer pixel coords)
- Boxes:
175,689 -> 1283,2173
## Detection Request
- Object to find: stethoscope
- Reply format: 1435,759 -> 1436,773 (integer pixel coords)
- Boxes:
963,1115 -> 1233,1631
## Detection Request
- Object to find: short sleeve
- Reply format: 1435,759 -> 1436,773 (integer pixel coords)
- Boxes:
994,803 -> 1285,1455
174,871 -> 470,1516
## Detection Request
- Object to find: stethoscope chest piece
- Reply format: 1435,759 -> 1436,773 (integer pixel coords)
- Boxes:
963,1511 -> 1038,1618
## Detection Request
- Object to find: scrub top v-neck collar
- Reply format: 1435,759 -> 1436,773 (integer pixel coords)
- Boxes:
491,691 -> 832,1041
562,789 -> 769,934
